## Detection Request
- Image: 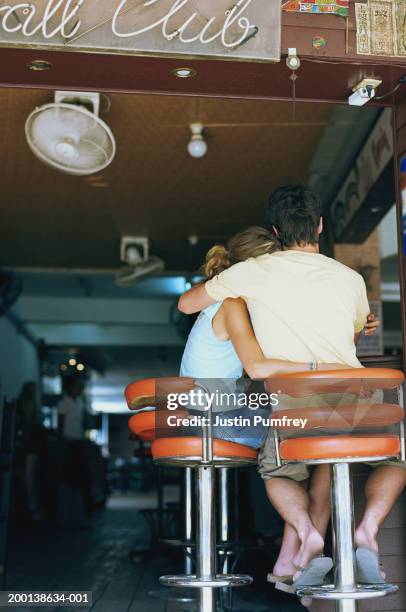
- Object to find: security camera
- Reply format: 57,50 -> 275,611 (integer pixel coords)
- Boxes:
348,86 -> 375,106
348,78 -> 382,107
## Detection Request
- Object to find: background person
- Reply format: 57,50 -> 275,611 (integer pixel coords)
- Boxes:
17,381 -> 46,522
57,375 -> 85,442
56,375 -> 89,528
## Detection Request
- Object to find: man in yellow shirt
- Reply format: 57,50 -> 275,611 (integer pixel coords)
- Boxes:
178,184 -> 406,585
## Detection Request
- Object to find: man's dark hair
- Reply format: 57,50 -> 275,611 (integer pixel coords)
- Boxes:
265,184 -> 322,247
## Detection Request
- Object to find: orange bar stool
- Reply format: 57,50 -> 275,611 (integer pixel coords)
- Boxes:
125,377 -> 257,612
127,383 -> 195,606
267,368 -> 405,612
128,411 -> 156,443
126,377 -> 195,567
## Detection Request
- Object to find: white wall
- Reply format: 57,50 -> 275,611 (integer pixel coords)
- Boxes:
379,204 -> 398,259
18,296 -> 183,347
0,315 -> 39,400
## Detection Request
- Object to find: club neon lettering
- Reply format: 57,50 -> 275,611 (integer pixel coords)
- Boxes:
0,0 -> 257,49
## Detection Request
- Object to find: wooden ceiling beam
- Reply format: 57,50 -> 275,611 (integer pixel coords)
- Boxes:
0,11 -> 405,104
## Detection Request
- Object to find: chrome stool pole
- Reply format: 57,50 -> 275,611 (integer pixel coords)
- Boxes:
220,468 -> 230,555
196,465 -> 217,612
185,467 -> 194,575
219,468 -> 233,610
331,463 -> 357,612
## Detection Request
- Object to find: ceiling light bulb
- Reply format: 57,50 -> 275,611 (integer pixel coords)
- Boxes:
26,59 -> 52,71
172,67 -> 196,78
187,123 -> 207,159
187,136 -> 207,158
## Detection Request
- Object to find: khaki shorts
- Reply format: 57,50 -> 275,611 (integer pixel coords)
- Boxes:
257,433 -> 406,481
258,390 -> 406,481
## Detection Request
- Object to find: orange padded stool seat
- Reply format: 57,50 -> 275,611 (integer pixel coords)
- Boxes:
274,403 -> 404,430
266,368 -> 404,397
280,435 -> 401,462
128,410 -> 189,442
125,376 -> 196,409
152,437 -> 258,462
128,412 -> 155,442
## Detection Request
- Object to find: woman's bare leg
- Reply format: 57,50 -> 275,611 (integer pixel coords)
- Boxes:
272,522 -> 301,576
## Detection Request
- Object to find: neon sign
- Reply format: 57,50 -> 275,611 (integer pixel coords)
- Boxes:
0,0 -> 281,61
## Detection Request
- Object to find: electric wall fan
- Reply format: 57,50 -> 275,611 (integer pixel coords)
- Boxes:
25,91 -> 116,176
115,237 -> 165,287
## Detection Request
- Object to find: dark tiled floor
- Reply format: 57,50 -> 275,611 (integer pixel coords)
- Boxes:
6,495 -> 304,612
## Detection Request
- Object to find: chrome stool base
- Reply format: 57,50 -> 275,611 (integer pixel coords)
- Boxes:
148,588 -> 197,603
160,574 -> 253,588
296,583 -> 398,600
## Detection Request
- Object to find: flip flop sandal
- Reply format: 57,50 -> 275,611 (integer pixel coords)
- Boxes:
267,573 -> 293,584
355,547 -> 386,584
275,581 -> 296,594
293,557 -> 334,588
274,557 -> 333,595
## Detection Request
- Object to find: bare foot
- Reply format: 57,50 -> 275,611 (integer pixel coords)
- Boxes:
355,524 -> 386,579
292,527 -> 324,581
272,560 -> 296,578
300,596 -> 313,608
354,521 -> 379,553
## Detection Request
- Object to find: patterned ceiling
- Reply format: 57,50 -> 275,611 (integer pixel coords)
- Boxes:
0,88 -> 332,271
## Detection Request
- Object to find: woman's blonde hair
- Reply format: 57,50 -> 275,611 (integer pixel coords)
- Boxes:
202,226 -> 278,279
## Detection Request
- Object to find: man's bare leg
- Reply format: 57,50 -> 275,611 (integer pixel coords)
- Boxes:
272,465 -> 331,577
265,477 -> 324,578
308,464 -> 331,537
355,465 -> 406,552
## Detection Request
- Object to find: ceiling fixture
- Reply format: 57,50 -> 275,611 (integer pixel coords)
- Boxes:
286,48 -> 300,71
26,59 -> 52,71
172,67 -> 197,78
187,123 -> 207,159
25,91 -> 116,175
188,233 -> 199,246
116,236 -> 165,287
348,78 -> 382,107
